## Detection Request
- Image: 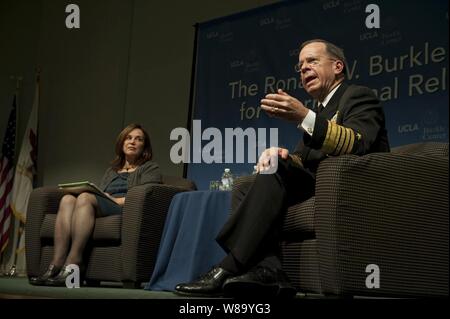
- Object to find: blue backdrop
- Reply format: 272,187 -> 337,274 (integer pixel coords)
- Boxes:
186,0 -> 449,190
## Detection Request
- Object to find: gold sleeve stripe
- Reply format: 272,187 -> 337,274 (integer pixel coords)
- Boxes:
336,128 -> 352,155
322,121 -> 338,154
337,129 -> 347,154
342,127 -> 356,154
321,121 -> 358,155
333,125 -> 346,155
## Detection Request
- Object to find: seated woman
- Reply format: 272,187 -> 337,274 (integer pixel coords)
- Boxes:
29,123 -> 162,286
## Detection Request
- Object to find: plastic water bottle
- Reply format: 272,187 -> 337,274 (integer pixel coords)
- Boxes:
221,168 -> 233,191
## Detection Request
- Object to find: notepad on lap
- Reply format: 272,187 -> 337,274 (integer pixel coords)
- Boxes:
58,181 -> 113,202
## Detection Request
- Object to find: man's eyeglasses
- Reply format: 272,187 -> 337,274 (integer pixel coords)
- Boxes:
294,57 -> 337,73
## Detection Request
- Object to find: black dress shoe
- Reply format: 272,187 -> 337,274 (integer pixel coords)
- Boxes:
46,265 -> 79,287
223,266 -> 297,298
174,266 -> 233,297
29,264 -> 62,286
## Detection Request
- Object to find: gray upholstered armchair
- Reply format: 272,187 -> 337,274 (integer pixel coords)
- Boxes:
25,175 -> 196,288
232,142 -> 448,297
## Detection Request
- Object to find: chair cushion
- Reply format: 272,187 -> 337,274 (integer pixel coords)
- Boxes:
162,175 -> 197,190
281,239 -> 321,293
40,214 -> 122,242
282,196 -> 316,241
391,142 -> 448,157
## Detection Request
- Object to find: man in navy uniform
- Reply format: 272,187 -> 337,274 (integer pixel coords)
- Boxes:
175,39 -> 390,297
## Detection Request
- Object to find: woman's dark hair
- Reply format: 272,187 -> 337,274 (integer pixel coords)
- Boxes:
111,123 -> 153,171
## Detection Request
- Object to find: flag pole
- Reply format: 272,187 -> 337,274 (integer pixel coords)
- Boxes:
15,77 -> 22,162
8,75 -> 22,154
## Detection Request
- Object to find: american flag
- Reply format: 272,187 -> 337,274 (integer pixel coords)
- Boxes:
0,95 -> 16,253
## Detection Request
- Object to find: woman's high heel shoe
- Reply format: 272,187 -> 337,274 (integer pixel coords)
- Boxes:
46,265 -> 81,287
29,264 -> 62,286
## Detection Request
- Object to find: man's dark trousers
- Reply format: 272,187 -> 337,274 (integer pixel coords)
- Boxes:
216,156 -> 316,271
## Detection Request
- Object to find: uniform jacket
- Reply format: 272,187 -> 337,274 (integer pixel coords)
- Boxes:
292,82 -> 390,175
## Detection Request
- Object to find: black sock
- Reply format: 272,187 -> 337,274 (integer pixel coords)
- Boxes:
258,255 -> 282,270
219,253 -> 241,274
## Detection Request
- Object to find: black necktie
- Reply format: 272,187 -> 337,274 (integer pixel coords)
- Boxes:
317,103 -> 323,113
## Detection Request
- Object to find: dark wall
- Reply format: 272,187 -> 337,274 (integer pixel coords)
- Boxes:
0,0 -> 278,186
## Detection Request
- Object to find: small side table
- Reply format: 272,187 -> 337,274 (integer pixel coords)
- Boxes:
145,190 -> 231,291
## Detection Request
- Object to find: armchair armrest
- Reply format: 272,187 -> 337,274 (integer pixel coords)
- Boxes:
314,152 -> 448,297
25,187 -> 65,277
120,183 -> 191,282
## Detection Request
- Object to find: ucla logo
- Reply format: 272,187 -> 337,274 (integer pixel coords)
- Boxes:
323,0 -> 340,10
398,124 -> 419,133
206,32 -> 219,39
230,60 -> 244,68
260,17 -> 274,26
360,31 -> 378,41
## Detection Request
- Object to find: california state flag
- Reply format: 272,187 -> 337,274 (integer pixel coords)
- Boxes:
8,78 -> 39,274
